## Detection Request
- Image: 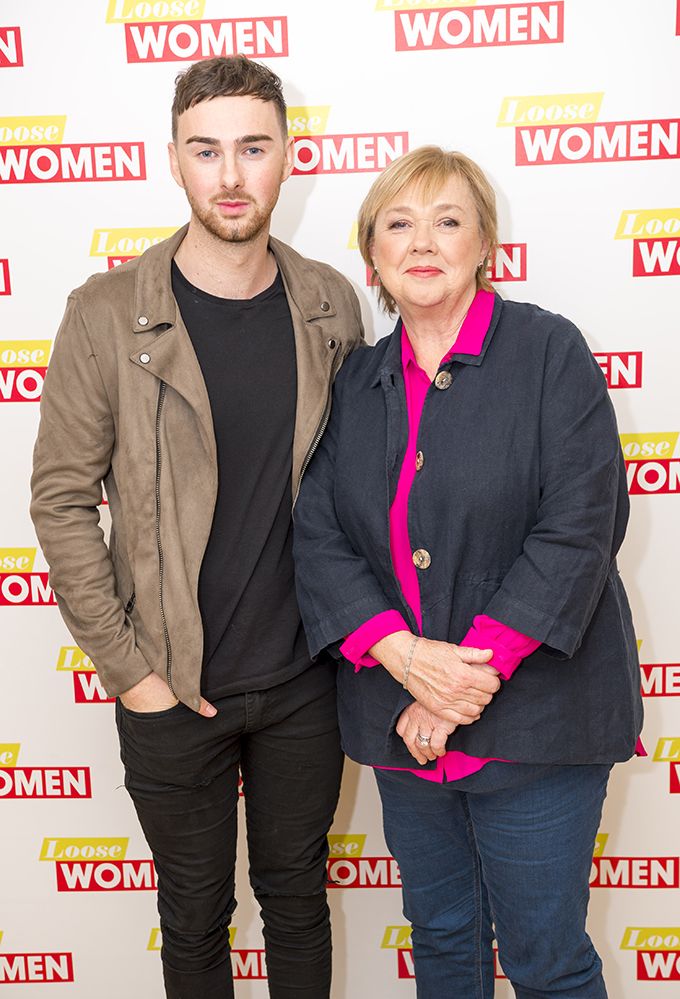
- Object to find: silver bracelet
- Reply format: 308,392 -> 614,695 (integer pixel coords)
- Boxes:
403,636 -> 418,690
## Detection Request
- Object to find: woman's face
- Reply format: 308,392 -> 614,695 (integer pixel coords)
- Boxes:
371,175 -> 488,316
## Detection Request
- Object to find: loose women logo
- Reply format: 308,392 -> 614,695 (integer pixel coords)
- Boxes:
0,115 -> 145,185
0,939 -> 73,984
0,547 -> 56,605
621,926 -> 680,981
497,92 -> 603,128
593,352 -> 642,389
392,2 -> 564,51
0,27 -> 23,67
486,243 -> 526,282
0,743 -> 91,799
641,662 -> 680,697
40,838 -> 129,862
121,12 -> 288,62
55,859 -> 156,891
0,341 -> 51,402
621,433 -> 680,495
652,738 -> 680,795
326,834 -> 401,888
615,208 -> 680,277
56,645 -> 114,703
590,834 -> 679,888
291,109 -> 408,175
90,226 -> 179,270
288,106 -> 407,176
516,117 -> 680,165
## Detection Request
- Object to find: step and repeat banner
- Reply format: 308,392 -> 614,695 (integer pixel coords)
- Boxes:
1,1 -> 679,995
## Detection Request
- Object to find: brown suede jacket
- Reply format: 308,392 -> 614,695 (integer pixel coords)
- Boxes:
30,226 -> 364,710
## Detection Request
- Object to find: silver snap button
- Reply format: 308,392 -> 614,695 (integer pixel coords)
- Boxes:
139,353 -> 151,364
320,301 -> 330,312
138,315 -> 149,327
434,371 -> 452,390
328,339 -> 337,349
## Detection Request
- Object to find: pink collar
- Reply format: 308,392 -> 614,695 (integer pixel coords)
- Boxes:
402,288 -> 495,369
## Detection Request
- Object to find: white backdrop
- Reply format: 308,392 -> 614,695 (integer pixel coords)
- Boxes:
1,0 -> 679,994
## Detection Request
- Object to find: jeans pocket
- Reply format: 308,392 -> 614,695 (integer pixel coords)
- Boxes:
118,699 -> 182,721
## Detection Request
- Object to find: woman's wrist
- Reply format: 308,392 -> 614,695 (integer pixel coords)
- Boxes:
368,630 -> 415,683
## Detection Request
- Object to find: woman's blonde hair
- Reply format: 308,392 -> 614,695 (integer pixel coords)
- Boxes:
357,145 -> 498,314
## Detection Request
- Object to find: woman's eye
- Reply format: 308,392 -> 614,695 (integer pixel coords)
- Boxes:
437,218 -> 459,229
387,220 -> 410,230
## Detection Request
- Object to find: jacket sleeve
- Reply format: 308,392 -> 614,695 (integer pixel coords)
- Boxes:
293,369 -> 403,658
483,321 -> 629,657
30,295 -> 152,695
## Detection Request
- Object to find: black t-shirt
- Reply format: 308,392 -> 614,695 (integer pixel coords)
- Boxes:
171,261 -> 312,698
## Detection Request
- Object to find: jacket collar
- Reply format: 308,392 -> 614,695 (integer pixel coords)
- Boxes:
372,293 -> 504,387
131,223 -> 341,332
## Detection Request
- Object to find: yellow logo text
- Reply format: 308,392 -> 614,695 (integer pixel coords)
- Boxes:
287,106 -> 330,136
90,227 -> 179,258
0,744 -> 20,767
593,834 -> 609,857
615,208 -> 680,240
56,646 -> 95,672
0,342 -> 52,368
621,927 -> 680,950
0,548 -> 36,573
327,834 -> 366,857
40,837 -> 129,861
106,0 -> 205,23
653,738 -> 680,762
381,925 -> 413,949
497,93 -> 602,128
0,116 -> 66,146
619,432 -> 678,461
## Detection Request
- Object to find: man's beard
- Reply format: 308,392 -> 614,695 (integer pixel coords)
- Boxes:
186,187 -> 279,245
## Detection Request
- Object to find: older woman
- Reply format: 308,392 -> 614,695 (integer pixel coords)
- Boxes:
293,146 -> 643,998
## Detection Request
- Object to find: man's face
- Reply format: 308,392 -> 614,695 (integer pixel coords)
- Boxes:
169,95 -> 294,245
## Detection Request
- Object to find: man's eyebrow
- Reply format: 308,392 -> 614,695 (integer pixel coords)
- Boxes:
184,134 -> 276,146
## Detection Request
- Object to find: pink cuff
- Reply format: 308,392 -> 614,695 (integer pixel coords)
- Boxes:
340,610 -> 411,672
461,614 -> 541,680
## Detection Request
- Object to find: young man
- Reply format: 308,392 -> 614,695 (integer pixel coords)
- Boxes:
30,56 -> 363,999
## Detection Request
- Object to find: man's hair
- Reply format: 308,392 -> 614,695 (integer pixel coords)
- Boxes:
357,145 -> 498,314
171,55 -> 288,142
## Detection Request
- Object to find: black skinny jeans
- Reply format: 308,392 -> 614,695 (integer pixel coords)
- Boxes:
115,660 -> 344,999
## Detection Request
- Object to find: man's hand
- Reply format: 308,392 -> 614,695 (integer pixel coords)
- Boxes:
370,632 -> 501,725
119,672 -> 217,717
396,702 -> 456,765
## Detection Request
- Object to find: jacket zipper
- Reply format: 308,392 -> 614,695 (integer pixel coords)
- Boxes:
155,381 -> 174,694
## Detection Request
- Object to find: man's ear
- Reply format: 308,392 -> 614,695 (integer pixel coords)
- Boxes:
168,142 -> 185,190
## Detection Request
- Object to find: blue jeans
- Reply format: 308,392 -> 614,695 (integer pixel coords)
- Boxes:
375,762 -> 611,999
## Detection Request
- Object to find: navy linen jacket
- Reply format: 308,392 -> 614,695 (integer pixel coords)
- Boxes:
293,295 -> 643,769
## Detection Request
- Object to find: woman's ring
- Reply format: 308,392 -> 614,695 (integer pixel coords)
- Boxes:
416,732 -> 431,747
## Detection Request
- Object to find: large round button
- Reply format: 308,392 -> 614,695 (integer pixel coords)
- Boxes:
434,370 -> 452,390
139,353 -> 151,364
415,451 -> 424,471
412,548 -> 431,570
137,315 -> 149,327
